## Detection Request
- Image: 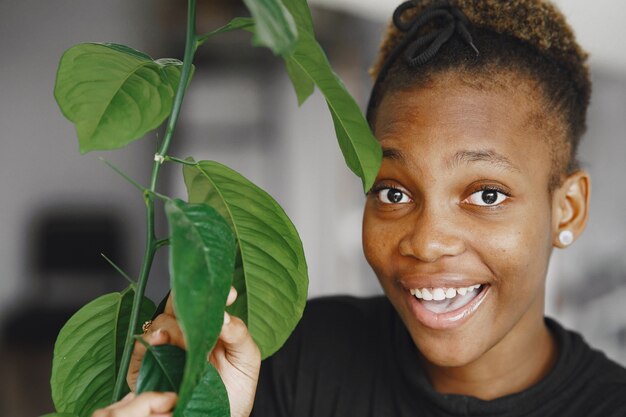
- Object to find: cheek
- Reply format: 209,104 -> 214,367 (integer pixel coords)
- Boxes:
362,209 -> 397,275
477,206 -> 553,293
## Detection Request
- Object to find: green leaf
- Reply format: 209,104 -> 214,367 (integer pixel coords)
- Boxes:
282,0 -> 315,35
284,56 -> 314,106
242,0 -> 298,56
283,29 -> 382,192
54,43 -> 187,153
196,17 -> 255,47
183,161 -> 308,359
270,0 -> 381,191
136,345 -> 186,394
165,200 -> 237,411
182,364 -> 230,417
51,288 -> 155,417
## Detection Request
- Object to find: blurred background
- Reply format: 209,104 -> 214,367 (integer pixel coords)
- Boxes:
0,0 -> 624,415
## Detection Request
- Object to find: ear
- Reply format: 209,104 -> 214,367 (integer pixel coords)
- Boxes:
551,170 -> 590,248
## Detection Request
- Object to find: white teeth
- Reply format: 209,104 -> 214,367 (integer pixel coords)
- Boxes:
432,288 -> 446,301
410,284 -> 483,300
422,288 -> 433,301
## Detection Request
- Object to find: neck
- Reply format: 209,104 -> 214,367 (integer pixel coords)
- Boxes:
420,305 -> 558,400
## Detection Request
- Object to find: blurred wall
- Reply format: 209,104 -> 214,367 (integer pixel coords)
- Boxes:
0,1 -> 159,415
0,0 -> 160,313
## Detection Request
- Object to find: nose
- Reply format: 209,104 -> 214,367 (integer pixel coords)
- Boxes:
398,205 -> 466,263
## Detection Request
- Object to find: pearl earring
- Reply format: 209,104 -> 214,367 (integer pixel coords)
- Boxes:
558,230 -> 574,246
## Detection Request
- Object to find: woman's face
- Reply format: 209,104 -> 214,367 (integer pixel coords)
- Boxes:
362,74 -> 560,367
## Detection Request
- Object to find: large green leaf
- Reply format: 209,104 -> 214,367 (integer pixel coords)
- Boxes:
214,4 -> 379,191
51,288 -> 155,417
182,364 -> 230,417
183,161 -> 308,359
165,200 -> 236,412
136,345 -> 186,394
54,43 -> 186,153
282,0 -> 314,34
199,4 -> 380,191
284,29 -> 382,192
242,0 -> 297,56
284,56 -> 315,106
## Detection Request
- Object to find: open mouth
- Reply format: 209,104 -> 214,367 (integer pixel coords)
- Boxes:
410,284 -> 485,314
407,284 -> 490,329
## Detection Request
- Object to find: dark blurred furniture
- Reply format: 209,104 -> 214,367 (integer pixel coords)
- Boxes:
0,210 -> 126,417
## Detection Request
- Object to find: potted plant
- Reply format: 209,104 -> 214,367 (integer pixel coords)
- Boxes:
43,0 -> 381,416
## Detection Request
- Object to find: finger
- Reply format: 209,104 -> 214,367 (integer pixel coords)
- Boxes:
226,287 -> 237,307
128,313 -> 187,388
127,337 -> 148,391
164,293 -> 175,316
107,393 -> 136,409
127,328 -> 170,390
219,313 -> 261,361
150,314 -> 186,349
92,393 -> 138,416
114,392 -> 177,416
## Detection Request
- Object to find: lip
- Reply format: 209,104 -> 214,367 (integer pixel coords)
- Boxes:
406,284 -> 491,330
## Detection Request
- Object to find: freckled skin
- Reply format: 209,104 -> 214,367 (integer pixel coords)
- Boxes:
362,75 -> 564,399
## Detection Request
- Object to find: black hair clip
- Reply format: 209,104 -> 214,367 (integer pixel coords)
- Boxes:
367,0 -> 480,121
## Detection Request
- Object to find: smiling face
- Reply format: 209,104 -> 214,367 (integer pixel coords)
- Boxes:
363,71 -> 564,368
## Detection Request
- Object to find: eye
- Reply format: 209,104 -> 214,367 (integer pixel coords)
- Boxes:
376,187 -> 411,204
465,188 -> 509,206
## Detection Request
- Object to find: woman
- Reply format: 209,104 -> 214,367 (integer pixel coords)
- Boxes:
96,0 -> 626,416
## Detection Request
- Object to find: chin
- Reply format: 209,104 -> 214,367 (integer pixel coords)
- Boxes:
419,338 -> 483,368
406,323 -> 486,368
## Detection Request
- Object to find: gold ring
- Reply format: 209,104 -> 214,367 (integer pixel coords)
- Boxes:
142,320 -> 153,334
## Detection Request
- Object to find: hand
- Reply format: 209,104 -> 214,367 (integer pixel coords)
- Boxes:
127,288 -> 261,417
92,392 -> 177,417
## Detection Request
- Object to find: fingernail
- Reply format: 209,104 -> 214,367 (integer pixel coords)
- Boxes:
223,312 -> 231,325
152,329 -> 162,338
163,391 -> 177,400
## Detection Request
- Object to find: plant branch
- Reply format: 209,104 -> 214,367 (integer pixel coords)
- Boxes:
196,17 -> 255,47
165,155 -> 197,166
156,238 -> 170,250
112,0 -> 198,402
100,157 -> 147,192
101,253 -> 135,284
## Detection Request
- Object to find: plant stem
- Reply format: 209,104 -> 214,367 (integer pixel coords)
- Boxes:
165,155 -> 198,166
112,0 -> 198,402
101,253 -> 136,284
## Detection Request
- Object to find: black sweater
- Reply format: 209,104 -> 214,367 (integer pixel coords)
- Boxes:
252,296 -> 626,417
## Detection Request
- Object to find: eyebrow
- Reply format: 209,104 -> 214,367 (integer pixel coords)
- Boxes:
382,147 -> 406,161
448,149 -> 521,172
382,146 -> 520,172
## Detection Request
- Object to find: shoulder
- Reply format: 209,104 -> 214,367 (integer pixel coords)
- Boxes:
547,318 -> 626,415
253,296 -> 397,416
300,295 -> 394,329
581,355 -> 626,415
288,295 -> 396,353
585,353 -> 626,413
261,295 -> 397,371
